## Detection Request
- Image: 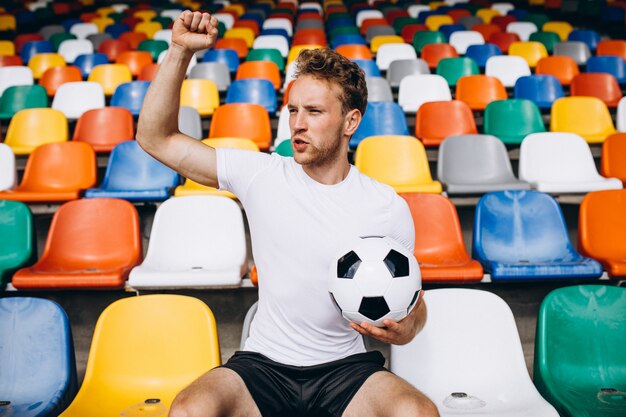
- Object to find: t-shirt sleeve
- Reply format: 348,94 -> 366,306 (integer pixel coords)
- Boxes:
216,147 -> 273,203
389,195 -> 416,253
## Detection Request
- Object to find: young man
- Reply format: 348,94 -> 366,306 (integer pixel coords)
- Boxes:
137,10 -> 439,417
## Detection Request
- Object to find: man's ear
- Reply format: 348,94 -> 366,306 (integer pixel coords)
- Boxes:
343,109 -> 362,136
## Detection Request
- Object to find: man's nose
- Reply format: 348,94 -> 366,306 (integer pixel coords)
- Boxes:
292,111 -> 306,131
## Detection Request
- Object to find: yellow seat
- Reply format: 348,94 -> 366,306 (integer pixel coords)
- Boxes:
370,35 -> 405,53
508,41 -> 548,68
425,15 -> 454,31
476,8 -> 501,23
287,44 -> 323,65
0,15 -> 16,31
550,96 -> 616,144
175,138 -> 260,198
87,64 -> 132,95
0,40 -> 15,56
5,109 -> 68,155
59,294 -> 221,417
92,17 -> 114,32
224,4 -> 245,16
135,21 -> 163,39
180,79 -> 220,117
354,135 -> 442,194
28,53 -> 66,79
134,9 -> 157,22
96,6 -> 115,17
224,28 -> 255,48
429,1 -> 446,10
543,21 -> 573,41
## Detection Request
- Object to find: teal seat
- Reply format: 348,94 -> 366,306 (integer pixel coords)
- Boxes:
0,85 -> 48,119
483,99 -> 546,145
436,57 -> 480,87
0,201 -> 35,287
274,140 -> 293,156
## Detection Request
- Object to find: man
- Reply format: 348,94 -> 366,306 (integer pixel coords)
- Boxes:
137,10 -> 439,417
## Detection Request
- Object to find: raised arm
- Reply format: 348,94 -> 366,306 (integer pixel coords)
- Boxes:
136,11 -> 219,188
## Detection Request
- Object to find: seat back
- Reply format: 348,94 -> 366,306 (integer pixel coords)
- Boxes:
412,31 -> 445,53
366,77 -> 393,102
245,48 -> 285,71
97,39 -> 131,62
597,39 -> 626,60
513,74 -> 564,110
455,74 -> 507,110
235,60 -> 281,90
178,106 -> 203,140
73,107 -> 134,152
420,43 -> 459,70
52,81 -> 106,119
601,133 -> 626,185
579,189 -> 626,262
484,99 -> 546,145
5,108 -> 68,155
485,55 -> 531,87
436,57 -> 479,86
57,39 -> 93,64
386,59 -> 429,88
568,29 -> 600,52
375,43 -> 417,70
0,66 -> 34,97
110,81 -> 151,116
0,144 -> 16,191
87,63 -> 133,95
202,48 -> 240,73
586,55 -> 626,84
449,30 -> 485,54
73,52 -> 108,77
529,31 -> 561,53
225,79 -> 277,113
550,96 -> 616,143
543,21 -> 573,41
508,41 -> 548,67
27,52 -> 66,79
553,41 -> 591,65
189,62 -> 231,92
536,55 -> 579,85
115,50 -> 152,77
398,74 -> 452,113
137,39 -> 168,61
0,200 -> 34,284
39,66 -> 82,96
414,100 -> 477,146
571,73 -> 622,107
209,103 -> 272,149
0,85 -> 48,119
351,102 -> 409,148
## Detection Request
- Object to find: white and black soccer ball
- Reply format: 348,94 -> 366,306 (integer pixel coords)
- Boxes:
328,236 -> 422,327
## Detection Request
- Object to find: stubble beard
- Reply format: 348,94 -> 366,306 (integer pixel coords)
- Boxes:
294,125 -> 346,168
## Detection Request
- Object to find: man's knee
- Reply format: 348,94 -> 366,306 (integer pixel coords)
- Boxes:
169,390 -> 218,417
391,393 -> 440,417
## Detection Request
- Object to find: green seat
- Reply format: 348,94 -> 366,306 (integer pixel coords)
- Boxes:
535,285 -> 626,417
483,99 -> 546,146
413,31 -> 445,54
108,12 -> 125,23
217,21 -> 226,38
330,26 -> 360,41
246,48 -> 285,71
137,39 -> 169,61
393,17 -> 419,35
0,200 -> 35,287
151,16 -> 173,29
529,31 -> 561,54
274,140 -> 293,157
0,85 -> 48,119
436,57 -> 479,87
50,32 -> 77,52
524,13 -> 550,29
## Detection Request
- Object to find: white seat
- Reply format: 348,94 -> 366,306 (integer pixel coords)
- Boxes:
214,13 -> 234,29
375,43 -> 417,71
617,96 -> 626,132
57,39 -> 94,64
485,55 -> 531,87
240,301 -> 259,350
519,132 -> 623,193
491,2 -> 515,15
283,60 -> 298,90
391,288 -> 560,417
356,10 -> 384,27
449,31 -> 485,55
300,2 -> 322,13
189,62 -> 231,92
178,106 -> 203,140
407,5 -> 431,18
507,22 -> 538,41
275,105 -> 291,146
253,35 -> 289,58
69,23 -> 98,39
52,81 -> 105,120
161,9 -> 183,20
128,195 -> 248,289
153,29 -> 172,45
366,76 -> 393,102
263,18 -> 293,37
0,66 -> 33,96
0,143 -> 16,191
398,74 -> 452,113
111,3 -> 129,13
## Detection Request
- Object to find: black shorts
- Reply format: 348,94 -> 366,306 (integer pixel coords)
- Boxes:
220,350 -> 389,417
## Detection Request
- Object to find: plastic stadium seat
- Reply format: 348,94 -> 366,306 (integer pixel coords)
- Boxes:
235,60 -> 281,90
275,105 -> 291,146
21,41 -> 54,64
351,102 -> 409,149
508,41 -> 547,68
374,43 -> 417,71
69,22 -> 98,39
398,74 -> 451,113
542,21 -> 573,41
202,49 -> 240,74
436,57 -> 479,86
400,194 -> 483,282
586,56 -> 626,84
178,106 -> 203,140
506,21 -> 538,42
570,73 -> 622,108
225,78 -> 277,113
529,31 -> 561,54
4,108 -> 68,155
0,200 -> 34,285
456,75 -> 507,111
215,12 -> 235,30
59,294 -> 220,416
425,15 -> 454,31
137,62 -> 159,81
39,66 -> 82,96
335,44 -> 372,60
87,63 -> 132,95
129,196 -> 247,289
601,133 -> 626,185
519,132 -> 622,193
354,135 -> 442,193
394,288 -> 559,415
353,59 -> 381,78
27,52 -> 65,79
0,297 -> 77,416
0,85 -> 47,120
253,35 -> 289,58
180,79 -> 220,117
115,50 -> 152,77
209,103 -> 272,150
0,144 -> 16,192
73,107 -> 134,153
567,29 -> 600,52
553,41 -> 591,66
535,56 -> 579,86
364,25 -> 395,44
0,66 -> 34,97
52,81 -> 105,120
386,59 -> 430,88
473,190 -> 603,280
57,39 -> 93,64
414,101 -> 477,147
488,31 -> 520,53
49,33 -> 77,53
356,9 -> 384,27
274,139 -> 293,156
153,29 -> 173,45
412,31 -> 446,53
448,30 -> 485,54
215,38 -> 249,60
331,34 -> 366,49
471,23 -> 501,43
97,39 -> 131,62
465,43 -> 501,68
597,40 -> 626,60
73,53 -> 108,78
484,99 -> 546,145
134,21 -> 162,39
110,81 -> 150,116
550,97 -> 616,144
535,285 -> 626,416
366,77 -> 393,102
0,55 -> 24,67
246,48 -> 285,72
438,134 -> 530,194
514,75 -> 564,111
476,8 -> 501,24
485,55 -> 530,88
420,43 -> 459,70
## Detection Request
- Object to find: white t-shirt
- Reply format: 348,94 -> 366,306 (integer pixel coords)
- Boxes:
217,148 -> 415,366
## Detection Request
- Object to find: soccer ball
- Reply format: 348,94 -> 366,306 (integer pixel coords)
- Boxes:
328,236 -> 422,327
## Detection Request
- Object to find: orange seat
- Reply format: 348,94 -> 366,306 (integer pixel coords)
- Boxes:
138,62 -> 159,81
115,51 -> 153,77
535,56 -> 579,86
0,142 -> 96,202
420,43 -> 459,69
578,189 -> 626,278
234,19 -> 260,36
597,40 -> 626,60
415,100 -> 477,147
455,75 -> 507,111
235,61 -> 281,90
215,38 -> 249,59
39,66 -> 82,96
119,31 -> 148,49
209,104 -> 272,150
97,39 -> 132,62
601,133 -> 626,186
360,18 -> 388,35
401,193 -> 484,283
570,73 -> 623,108
12,198 -> 142,289
335,44 -> 372,60
0,55 -> 23,66
472,23 -> 501,42
488,31 -> 519,53
73,107 -> 134,152
292,29 -> 327,47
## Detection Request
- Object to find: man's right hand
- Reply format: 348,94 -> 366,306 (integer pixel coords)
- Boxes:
172,10 -> 219,54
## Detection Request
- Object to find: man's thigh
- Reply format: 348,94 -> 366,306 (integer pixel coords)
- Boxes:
170,367 -> 262,417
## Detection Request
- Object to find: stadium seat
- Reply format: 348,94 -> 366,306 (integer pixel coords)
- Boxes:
246,48 -> 285,72
52,81 -> 106,120
438,134 -> 530,194
473,190 -> 603,280
0,143 -> 16,191
0,85 -> 47,120
0,66 -> 33,97
535,56 -> 579,86
586,56 -> 626,84
97,38 -> 131,61
375,43 -> 417,71
567,29 -> 601,52
115,50 -> 152,77
400,194 -> 483,282
508,41 -> 547,67
178,106 -> 203,140
57,39 -> 93,64
425,15 -> 454,31
391,288 -> 559,416
412,31 -> 446,54
137,39 -> 168,61
202,49 -> 240,74
505,21 -> 537,41
366,77 -> 393,102
436,57 -> 479,86
351,102 -> 409,148
39,66 -> 82,96
226,79 -> 277,113
209,103 -> 272,150
87,63 -> 132,95
252,35 -> 289,58
20,41 -> 54,64
4,108 -> 68,155
514,75 -> 564,110
275,105 -> 291,146
597,39 -> 626,60
455,75 -> 507,110
484,99 -> 545,145
601,133 -> 626,185
73,107 -> 134,152
134,21 -> 162,39
471,23 -> 501,43
553,41 -> 591,65
129,196 -> 247,289
354,135 -> 442,193
488,31 -> 520,53
414,101 -> 477,147
0,55 -> 24,67
235,60 -> 281,90
485,55 -> 531,87
85,141 -> 178,202
420,43 -> 458,70
353,59 -> 381,77
534,285 -> 626,416
464,43 -> 501,68
442,23 -> 472,41
543,21 -> 573,41
365,26 -> 395,45
529,31 -> 561,54
153,29 -> 173,45
0,200 -> 34,286
386,59 -> 429,88
188,62 -> 231,92
137,62 -> 159,81
110,80 -> 150,116
215,38 -> 249,60
72,52 -> 108,77
0,297 -> 77,416
27,52 -> 65,79
550,97 -> 616,144
335,44 -> 372,60
274,139 -> 293,156
448,30 -> 485,54
570,73 -> 622,108
59,294 -> 220,416
179,79 -> 219,117
398,74 -> 451,113
519,132 -> 622,193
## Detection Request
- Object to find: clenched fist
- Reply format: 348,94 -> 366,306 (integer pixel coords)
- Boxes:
172,10 -> 219,53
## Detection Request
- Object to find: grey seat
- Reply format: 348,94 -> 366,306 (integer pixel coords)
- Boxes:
86,33 -> 112,51
553,41 -> 591,65
179,106 -> 203,140
366,77 -> 393,102
438,134 -> 531,194
458,16 -> 483,30
188,62 -> 231,92
40,25 -> 66,41
295,19 -> 324,32
365,25 -> 396,44
387,58 -> 430,88
240,301 -> 258,350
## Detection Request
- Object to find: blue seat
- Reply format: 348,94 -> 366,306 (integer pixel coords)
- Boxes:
226,79 -> 277,113
0,297 -> 77,417
514,75 -> 565,110
104,23 -> 131,39
202,48 -> 240,73
353,59 -> 381,77
586,56 -> 626,84
73,53 -> 108,77
508,9 -> 529,20
84,141 -> 179,202
326,18 -> 354,32
600,5 -> 626,25
465,43 -> 502,68
350,102 -> 409,149
567,29 -> 601,52
239,12 -> 264,28
472,190 -> 603,281
331,34 -> 366,48
110,81 -> 151,116
20,41 -> 53,64
439,24 -> 466,41
62,18 -> 82,33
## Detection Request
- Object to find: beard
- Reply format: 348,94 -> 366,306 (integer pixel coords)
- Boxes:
292,125 -> 346,168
